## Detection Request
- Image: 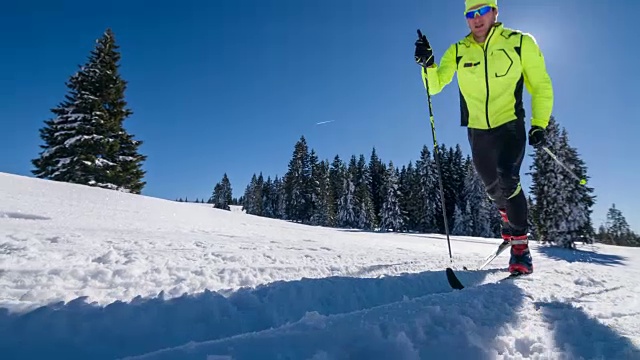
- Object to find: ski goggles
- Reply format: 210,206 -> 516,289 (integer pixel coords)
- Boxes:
465,5 -> 494,19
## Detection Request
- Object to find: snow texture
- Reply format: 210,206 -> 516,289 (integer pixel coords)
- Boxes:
0,172 -> 639,360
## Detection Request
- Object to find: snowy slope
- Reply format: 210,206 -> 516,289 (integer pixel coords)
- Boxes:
0,172 -> 639,360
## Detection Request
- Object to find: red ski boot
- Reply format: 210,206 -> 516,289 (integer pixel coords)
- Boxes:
498,209 -> 533,275
508,234 -> 533,275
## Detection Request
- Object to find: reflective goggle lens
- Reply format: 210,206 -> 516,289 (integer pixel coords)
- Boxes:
465,5 -> 493,19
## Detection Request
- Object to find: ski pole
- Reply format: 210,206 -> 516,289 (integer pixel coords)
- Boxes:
417,29 -> 453,262
542,146 -> 587,185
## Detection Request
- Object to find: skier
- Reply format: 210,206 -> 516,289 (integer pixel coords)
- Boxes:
414,0 -> 553,275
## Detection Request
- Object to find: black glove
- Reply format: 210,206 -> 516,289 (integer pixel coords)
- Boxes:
415,30 -> 434,68
528,126 -> 546,147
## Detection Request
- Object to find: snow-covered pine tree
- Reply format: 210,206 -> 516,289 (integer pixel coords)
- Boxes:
379,161 -> 403,232
273,176 -> 286,220
242,173 -> 264,216
211,174 -> 232,211
241,175 -> 256,214
337,156 -> 357,228
354,154 -> 376,230
398,163 -> 418,232
283,136 -> 312,223
597,204 -> 639,246
310,157 -> 332,226
526,196 -> 540,242
368,147 -> 386,228
448,145 -> 466,227
414,146 -> 438,233
329,155 -> 346,227
213,173 -> 233,210
452,202 -> 473,236
32,28 -> 146,193
463,159 -> 494,237
261,177 -> 275,218
528,117 -> 594,248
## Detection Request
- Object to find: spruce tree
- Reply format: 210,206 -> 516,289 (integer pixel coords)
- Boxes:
398,163 -> 418,232
261,177 -> 275,218
310,158 -> 332,226
283,136 -> 312,223
329,155 -> 346,227
463,160 -> 494,237
354,154 -> 375,230
597,204 -> 639,246
337,156 -> 358,228
32,28 -> 146,193
529,117 -> 595,248
368,148 -> 386,228
242,173 -> 264,216
211,173 -> 233,210
415,146 -> 438,233
380,161 -> 403,232
448,145 -> 466,227
273,176 -> 286,220
452,203 -> 473,236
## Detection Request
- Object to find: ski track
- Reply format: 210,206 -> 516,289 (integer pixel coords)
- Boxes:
1,172 -> 639,360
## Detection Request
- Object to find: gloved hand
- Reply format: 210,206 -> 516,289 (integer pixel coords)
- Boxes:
528,126 -> 546,147
415,30 -> 434,68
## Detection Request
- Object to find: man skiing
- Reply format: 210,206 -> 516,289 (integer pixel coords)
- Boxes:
414,0 -> 553,275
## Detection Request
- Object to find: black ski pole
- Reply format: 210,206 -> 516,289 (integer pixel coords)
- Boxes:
417,29 -> 453,262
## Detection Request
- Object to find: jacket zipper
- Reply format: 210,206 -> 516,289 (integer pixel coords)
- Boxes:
483,28 -> 496,129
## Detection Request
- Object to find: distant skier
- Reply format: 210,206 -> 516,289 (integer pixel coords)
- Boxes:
414,0 -> 553,274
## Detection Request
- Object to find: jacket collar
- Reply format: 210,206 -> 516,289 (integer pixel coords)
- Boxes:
465,22 -> 503,44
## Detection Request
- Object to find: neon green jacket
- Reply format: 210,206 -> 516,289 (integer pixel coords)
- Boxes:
422,23 -> 553,130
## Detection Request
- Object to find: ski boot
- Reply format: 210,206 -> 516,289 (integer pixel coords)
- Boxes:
498,209 -> 533,275
508,234 -> 533,275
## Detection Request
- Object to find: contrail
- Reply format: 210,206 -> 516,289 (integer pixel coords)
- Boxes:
316,120 -> 335,125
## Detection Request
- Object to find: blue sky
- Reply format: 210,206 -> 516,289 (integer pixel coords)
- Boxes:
1,0 -> 638,232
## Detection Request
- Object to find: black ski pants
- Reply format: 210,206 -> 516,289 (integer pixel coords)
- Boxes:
467,118 -> 528,234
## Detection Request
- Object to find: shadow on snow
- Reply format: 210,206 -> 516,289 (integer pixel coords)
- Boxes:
537,301 -> 640,359
0,268 -> 494,360
126,276 -> 525,360
536,245 -> 627,267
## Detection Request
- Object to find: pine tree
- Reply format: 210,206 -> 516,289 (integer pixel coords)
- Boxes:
398,163 -> 418,232
463,160 -> 494,237
329,155 -> 346,227
283,136 -> 312,223
596,204 -> 639,246
380,161 -> 403,231
242,173 -> 264,216
337,157 -> 358,228
452,203 -> 473,236
261,177 -> 275,218
211,173 -> 233,210
310,158 -> 332,226
447,145 -> 466,229
354,154 -> 375,230
529,117 -> 595,248
32,28 -> 146,193
414,146 -> 438,233
368,148 -> 386,228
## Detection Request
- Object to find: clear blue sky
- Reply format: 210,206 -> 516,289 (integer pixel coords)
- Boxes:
1,0 -> 638,232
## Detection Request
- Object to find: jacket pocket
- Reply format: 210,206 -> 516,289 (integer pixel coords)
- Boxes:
491,49 -> 514,78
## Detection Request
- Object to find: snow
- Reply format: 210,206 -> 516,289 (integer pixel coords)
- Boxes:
0,171 -> 639,360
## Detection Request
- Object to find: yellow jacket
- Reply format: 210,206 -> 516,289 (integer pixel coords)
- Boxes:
422,23 -> 553,130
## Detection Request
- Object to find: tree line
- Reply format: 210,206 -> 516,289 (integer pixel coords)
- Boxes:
232,137 -> 505,238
